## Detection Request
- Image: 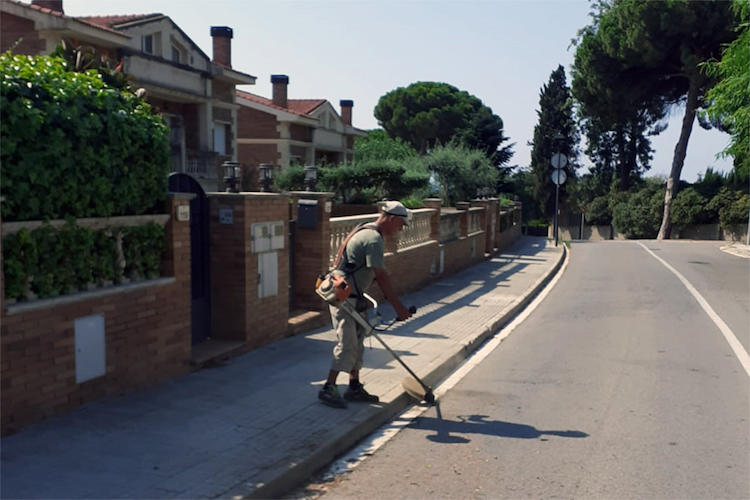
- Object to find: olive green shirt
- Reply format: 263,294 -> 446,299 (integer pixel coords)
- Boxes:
342,227 -> 384,293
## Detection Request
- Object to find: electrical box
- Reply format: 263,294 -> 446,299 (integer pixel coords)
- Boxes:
251,221 -> 285,253
75,314 -> 106,384
297,199 -> 318,229
258,251 -> 279,298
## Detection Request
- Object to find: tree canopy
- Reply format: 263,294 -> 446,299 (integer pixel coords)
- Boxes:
374,81 -> 513,166
576,0 -> 736,239
702,0 -> 749,185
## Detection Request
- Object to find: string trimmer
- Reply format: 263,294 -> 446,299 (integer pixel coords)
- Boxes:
337,295 -> 436,404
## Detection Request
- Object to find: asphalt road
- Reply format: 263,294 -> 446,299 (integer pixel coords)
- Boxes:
309,240 -> 750,499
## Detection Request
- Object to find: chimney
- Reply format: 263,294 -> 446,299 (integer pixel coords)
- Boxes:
210,26 -> 233,68
340,100 -> 353,126
271,75 -> 289,109
31,0 -> 63,13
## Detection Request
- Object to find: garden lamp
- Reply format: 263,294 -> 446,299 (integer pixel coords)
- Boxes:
223,161 -> 241,193
259,163 -> 274,192
304,165 -> 317,192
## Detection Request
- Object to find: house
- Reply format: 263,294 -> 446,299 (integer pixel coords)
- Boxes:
236,74 -> 366,184
0,0 -> 256,192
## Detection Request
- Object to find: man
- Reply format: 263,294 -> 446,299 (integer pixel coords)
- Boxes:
318,201 -> 414,408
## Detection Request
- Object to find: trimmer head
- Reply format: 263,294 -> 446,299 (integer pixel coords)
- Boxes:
402,377 -> 436,405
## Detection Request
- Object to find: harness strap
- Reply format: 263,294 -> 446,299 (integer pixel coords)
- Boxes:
332,223 -> 380,270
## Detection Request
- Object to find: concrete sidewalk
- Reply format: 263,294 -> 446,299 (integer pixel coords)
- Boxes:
1,236 -> 564,499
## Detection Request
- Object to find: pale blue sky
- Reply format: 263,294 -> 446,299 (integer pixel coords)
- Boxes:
61,0 -> 733,182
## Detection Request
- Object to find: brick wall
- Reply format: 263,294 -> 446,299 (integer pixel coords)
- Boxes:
237,144 -> 278,189
289,193 -> 332,312
237,106 -> 278,139
1,12 -> 46,54
209,193 -> 290,349
0,196 -> 192,434
290,124 -> 312,142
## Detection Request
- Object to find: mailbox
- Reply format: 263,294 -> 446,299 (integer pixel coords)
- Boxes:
298,199 -> 318,229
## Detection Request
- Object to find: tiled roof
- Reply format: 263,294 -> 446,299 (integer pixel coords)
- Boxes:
6,0 -> 128,37
77,13 -> 163,29
236,90 -> 325,118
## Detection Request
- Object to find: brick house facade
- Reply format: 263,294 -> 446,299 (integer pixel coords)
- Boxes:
236,74 -> 366,187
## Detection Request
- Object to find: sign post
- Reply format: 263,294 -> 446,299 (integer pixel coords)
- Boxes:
550,153 -> 567,247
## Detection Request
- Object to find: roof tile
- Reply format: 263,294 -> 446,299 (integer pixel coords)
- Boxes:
236,90 -> 325,118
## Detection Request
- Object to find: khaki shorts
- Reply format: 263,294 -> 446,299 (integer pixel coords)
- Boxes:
329,299 -> 368,373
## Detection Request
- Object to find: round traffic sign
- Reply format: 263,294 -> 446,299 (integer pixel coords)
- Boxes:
551,153 -> 568,169
551,169 -> 567,185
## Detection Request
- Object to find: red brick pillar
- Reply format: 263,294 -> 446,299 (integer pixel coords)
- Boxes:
456,201 -> 470,237
423,198 -> 442,242
289,192 -> 333,312
471,198 -> 498,255
164,194 -> 192,284
209,193 -> 290,348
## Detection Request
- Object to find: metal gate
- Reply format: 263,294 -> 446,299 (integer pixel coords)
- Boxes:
168,173 -> 211,345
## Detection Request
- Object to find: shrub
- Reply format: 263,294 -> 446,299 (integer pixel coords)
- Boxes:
585,195 -> 612,225
423,144 -> 498,205
670,188 -> 711,232
0,52 -> 169,221
2,222 -> 165,302
274,165 -> 306,192
708,187 -> 750,228
611,184 -> 665,239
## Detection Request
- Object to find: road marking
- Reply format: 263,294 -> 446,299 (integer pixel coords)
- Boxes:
638,242 -> 750,378
322,245 -> 571,480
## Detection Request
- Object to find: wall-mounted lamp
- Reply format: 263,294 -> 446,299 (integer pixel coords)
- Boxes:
259,163 -> 274,192
222,161 -> 241,193
304,165 -> 317,192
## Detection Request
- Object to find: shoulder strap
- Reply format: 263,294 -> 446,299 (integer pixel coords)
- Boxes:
332,222 -> 380,269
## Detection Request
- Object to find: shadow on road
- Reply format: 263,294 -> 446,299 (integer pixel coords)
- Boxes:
410,403 -> 589,444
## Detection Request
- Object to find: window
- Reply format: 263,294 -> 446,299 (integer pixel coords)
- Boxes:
142,34 -> 153,54
171,45 -> 181,63
213,122 -> 228,155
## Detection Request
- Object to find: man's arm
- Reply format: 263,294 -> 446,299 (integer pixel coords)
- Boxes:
373,267 -> 412,321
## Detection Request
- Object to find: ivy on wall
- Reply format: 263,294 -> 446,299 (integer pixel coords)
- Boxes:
2,221 -> 166,303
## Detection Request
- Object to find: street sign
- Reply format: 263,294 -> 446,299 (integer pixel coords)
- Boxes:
551,169 -> 567,185
551,153 -> 568,169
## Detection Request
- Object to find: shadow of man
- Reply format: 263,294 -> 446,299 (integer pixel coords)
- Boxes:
410,404 -> 588,444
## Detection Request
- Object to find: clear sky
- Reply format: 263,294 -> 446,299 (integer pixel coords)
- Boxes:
60,0 -> 733,182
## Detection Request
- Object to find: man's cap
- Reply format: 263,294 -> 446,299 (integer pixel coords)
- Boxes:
382,201 -> 411,226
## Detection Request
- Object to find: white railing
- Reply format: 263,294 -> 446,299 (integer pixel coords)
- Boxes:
328,208 -> 436,265
397,208 -> 435,251
329,214 -> 378,266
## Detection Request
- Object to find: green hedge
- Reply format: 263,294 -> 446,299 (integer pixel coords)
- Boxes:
0,53 -> 169,222
2,221 -> 165,302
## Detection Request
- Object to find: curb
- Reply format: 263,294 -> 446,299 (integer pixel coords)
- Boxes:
246,244 -> 568,499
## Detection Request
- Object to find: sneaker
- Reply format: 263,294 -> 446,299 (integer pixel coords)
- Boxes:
344,383 -> 380,403
318,384 -> 347,408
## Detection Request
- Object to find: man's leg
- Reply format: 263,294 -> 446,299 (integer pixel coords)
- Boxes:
344,313 -> 379,403
319,303 -> 357,408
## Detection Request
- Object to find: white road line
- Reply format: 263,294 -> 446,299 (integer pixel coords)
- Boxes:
323,245 -> 571,480
637,241 -> 750,378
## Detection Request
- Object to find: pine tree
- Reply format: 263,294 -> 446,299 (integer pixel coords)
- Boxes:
530,65 -> 579,220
